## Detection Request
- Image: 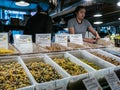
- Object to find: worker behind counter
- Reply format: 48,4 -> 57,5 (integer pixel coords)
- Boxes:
25,5 -> 53,42
67,6 -> 100,43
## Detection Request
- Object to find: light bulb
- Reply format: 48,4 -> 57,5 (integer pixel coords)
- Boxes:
93,13 -> 102,17
15,1 -> 30,7
117,1 -> 120,6
94,21 -> 103,24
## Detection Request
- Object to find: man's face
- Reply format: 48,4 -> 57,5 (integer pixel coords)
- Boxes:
76,8 -> 86,20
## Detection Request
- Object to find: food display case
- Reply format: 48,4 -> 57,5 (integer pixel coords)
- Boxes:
21,55 -> 70,90
0,44 -> 19,56
0,56 -> 35,90
68,50 -> 115,70
47,52 -> 96,76
1,42 -> 120,90
88,49 -> 120,66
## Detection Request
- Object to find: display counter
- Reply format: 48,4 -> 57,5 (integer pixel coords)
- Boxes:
0,42 -> 120,90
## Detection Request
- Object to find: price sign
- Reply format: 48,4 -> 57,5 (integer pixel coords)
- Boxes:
55,34 -> 68,47
13,35 -> 33,53
0,33 -> 8,49
69,34 -> 83,45
83,77 -> 102,90
105,72 -> 120,90
36,34 -> 51,47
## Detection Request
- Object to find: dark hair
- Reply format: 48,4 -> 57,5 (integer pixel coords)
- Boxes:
36,4 -> 48,14
75,6 -> 86,13
37,4 -> 42,12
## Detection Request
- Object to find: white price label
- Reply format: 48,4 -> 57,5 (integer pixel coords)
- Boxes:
13,35 -> 33,53
36,34 -> 51,47
105,72 -> 120,90
69,34 -> 83,45
55,34 -> 68,47
14,35 -> 32,44
83,77 -> 102,90
0,33 -> 8,49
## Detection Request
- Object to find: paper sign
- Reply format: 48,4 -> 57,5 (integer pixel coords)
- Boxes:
83,77 -> 102,90
36,34 -> 51,47
13,35 -> 33,53
55,34 -> 67,47
69,34 -> 83,45
105,72 -> 120,90
0,33 -> 8,49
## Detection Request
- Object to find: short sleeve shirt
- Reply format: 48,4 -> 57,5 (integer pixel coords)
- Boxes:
67,18 -> 92,38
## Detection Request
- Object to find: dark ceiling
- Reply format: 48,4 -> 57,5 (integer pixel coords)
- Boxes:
51,0 -> 120,26
0,0 -> 120,26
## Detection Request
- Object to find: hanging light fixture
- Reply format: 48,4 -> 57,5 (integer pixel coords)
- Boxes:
15,1 -> 30,7
93,13 -> 102,17
84,0 -> 93,1
93,4 -> 102,17
93,21 -> 103,25
117,1 -> 120,6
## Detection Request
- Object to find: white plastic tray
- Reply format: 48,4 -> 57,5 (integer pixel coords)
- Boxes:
36,77 -> 70,90
47,52 -> 95,75
0,56 -> 35,90
88,49 -> 120,65
88,66 -> 116,79
17,85 -> 35,90
69,73 -> 89,82
68,50 -> 115,69
21,55 -> 70,90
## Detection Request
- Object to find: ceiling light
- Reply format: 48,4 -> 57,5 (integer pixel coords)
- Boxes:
93,21 -> 103,24
15,1 -> 30,7
84,0 -> 92,1
117,1 -> 120,6
93,13 -> 102,17
118,18 -> 120,20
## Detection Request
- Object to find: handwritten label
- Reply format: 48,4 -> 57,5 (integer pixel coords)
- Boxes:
105,72 -> 120,90
36,34 -> 51,47
69,34 -> 83,45
13,35 -> 33,53
55,34 -> 67,47
83,77 -> 102,90
0,33 -> 8,49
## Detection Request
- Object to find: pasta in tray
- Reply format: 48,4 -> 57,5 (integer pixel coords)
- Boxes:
53,57 -> 87,76
0,61 -> 30,90
24,58 -> 62,83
